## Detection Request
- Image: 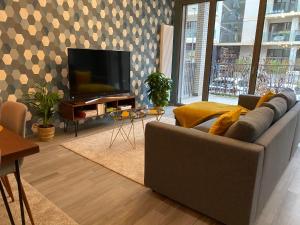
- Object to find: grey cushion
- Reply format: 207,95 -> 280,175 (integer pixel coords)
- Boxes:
193,118 -> 217,133
224,107 -> 274,143
261,97 -> 287,122
274,89 -> 297,110
238,95 -> 260,110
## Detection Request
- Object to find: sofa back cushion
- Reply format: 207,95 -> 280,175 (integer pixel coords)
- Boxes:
274,89 -> 297,110
224,107 -> 274,142
261,97 -> 287,122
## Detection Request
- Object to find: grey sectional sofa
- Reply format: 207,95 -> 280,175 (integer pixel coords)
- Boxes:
144,93 -> 300,225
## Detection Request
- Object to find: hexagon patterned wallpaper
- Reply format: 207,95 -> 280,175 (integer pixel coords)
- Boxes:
0,0 -> 175,133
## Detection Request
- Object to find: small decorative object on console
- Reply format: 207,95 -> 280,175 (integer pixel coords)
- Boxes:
106,107 -> 117,113
97,104 -> 106,115
81,110 -> 98,118
118,105 -> 132,110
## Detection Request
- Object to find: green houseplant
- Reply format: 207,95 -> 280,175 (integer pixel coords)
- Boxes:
23,82 -> 61,141
145,72 -> 172,108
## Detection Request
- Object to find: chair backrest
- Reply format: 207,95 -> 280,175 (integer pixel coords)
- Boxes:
0,101 -> 27,138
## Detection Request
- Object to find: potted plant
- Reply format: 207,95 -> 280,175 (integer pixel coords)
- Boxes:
23,82 -> 61,141
145,72 -> 172,109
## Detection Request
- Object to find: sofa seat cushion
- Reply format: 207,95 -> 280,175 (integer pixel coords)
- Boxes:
261,97 -> 287,122
224,107 -> 274,142
193,118 -> 217,132
274,89 -> 297,110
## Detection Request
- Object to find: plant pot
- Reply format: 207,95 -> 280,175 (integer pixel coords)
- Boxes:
153,106 -> 163,110
154,105 -> 164,112
38,125 -> 55,141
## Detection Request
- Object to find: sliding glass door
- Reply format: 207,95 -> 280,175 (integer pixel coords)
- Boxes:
178,2 -> 210,104
173,0 -> 282,105
207,0 -> 259,104
255,0 -> 300,99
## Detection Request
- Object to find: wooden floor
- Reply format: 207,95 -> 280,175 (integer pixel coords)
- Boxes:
20,117 -> 300,225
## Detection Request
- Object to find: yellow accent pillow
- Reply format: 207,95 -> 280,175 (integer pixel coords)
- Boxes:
256,90 -> 275,108
209,108 -> 242,135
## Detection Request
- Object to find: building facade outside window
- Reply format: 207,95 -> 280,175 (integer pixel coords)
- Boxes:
268,22 -> 292,41
271,0 -> 298,14
179,0 -> 300,104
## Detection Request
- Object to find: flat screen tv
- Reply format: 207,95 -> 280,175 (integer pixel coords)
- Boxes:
68,48 -> 131,100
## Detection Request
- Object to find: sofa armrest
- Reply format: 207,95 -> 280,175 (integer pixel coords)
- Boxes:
238,94 -> 260,110
145,122 -> 264,225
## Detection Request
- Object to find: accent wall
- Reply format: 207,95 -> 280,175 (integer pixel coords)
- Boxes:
0,0 -> 175,132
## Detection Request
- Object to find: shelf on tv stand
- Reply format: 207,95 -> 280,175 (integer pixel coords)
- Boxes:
59,95 -> 135,137
69,95 -> 133,105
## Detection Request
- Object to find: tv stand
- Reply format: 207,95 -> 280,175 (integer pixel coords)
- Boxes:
59,95 -> 135,137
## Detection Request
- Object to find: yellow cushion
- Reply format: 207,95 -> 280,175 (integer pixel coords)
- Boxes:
256,90 -> 275,108
173,102 -> 249,128
209,108 -> 242,135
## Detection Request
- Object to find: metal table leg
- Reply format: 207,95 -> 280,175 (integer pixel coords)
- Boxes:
63,120 -> 69,133
74,121 -> 78,137
15,160 -> 25,225
0,180 -> 15,225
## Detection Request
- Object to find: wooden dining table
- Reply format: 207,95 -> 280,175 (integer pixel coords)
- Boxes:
0,127 -> 40,225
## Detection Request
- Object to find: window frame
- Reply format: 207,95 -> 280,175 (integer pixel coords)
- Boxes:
171,0 -> 268,104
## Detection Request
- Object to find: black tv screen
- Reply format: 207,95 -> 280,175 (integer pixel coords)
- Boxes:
68,48 -> 131,99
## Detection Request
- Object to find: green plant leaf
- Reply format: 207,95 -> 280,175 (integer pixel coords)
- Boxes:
23,82 -> 62,127
145,72 -> 172,107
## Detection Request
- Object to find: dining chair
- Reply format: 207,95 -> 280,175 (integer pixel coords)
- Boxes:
0,101 -> 35,225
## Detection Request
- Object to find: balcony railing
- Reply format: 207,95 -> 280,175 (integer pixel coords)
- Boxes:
209,63 -> 251,96
269,31 -> 290,42
181,62 -> 300,100
256,63 -> 300,95
267,2 -> 298,14
263,30 -> 300,42
263,31 -> 290,42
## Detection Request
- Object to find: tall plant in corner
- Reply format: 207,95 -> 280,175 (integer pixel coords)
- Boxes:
23,82 -> 61,141
145,72 -> 172,108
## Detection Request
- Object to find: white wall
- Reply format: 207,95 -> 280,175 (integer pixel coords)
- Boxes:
239,46 -> 253,58
214,2 -> 223,44
266,0 -> 274,14
241,0 -> 260,45
260,47 -> 268,61
238,46 -> 268,62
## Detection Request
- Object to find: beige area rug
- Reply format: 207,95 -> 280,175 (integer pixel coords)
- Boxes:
61,117 -> 175,185
0,176 -> 78,225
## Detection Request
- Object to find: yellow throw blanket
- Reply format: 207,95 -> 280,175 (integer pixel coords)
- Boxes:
173,102 -> 249,128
